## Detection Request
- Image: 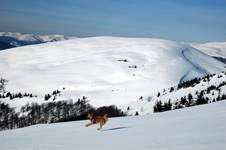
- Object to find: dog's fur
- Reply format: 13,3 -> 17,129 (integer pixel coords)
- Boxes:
85,112 -> 108,130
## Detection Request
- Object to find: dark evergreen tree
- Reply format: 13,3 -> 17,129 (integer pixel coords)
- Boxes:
153,100 -> 163,113
135,111 -> 139,116
186,93 -> 193,107
195,91 -> 198,95
157,92 -> 160,97
127,106 -> 130,111
169,87 -> 174,93
196,90 -> 207,105
180,96 -> 187,105
44,94 -> 51,101
216,95 -> 221,101
222,94 -> 226,100
163,100 -> 172,111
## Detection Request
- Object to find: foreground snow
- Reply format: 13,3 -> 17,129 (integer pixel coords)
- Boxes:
0,37 -> 225,109
0,101 -> 226,150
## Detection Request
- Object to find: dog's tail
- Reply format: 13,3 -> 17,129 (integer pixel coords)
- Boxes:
104,113 -> 108,122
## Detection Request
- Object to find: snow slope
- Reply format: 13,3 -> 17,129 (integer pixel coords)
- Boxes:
0,37 -> 225,108
192,42 -> 226,58
123,71 -> 226,115
0,101 -> 226,150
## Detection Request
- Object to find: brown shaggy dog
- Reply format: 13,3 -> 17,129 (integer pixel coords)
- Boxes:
85,112 -> 108,130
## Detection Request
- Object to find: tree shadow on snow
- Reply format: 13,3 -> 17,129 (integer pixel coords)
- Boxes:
102,126 -> 131,131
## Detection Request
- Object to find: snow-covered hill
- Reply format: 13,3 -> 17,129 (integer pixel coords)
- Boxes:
0,32 -> 74,50
0,101 -> 226,150
0,37 -> 225,109
192,42 -> 226,64
192,42 -> 226,58
124,71 -> 226,115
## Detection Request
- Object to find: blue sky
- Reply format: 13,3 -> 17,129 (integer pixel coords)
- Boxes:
0,0 -> 226,42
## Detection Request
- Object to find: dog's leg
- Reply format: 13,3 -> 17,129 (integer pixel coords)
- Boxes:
97,123 -> 103,130
86,122 -> 93,127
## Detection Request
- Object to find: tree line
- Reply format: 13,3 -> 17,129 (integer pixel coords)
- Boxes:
0,96 -> 126,131
154,87 -> 226,113
153,71 -> 226,113
0,77 -> 126,131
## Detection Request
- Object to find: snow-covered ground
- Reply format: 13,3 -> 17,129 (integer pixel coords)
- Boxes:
0,37 -> 225,109
123,71 -> 226,115
0,101 -> 225,150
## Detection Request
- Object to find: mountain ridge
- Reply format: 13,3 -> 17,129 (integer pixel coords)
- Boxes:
0,32 -> 75,50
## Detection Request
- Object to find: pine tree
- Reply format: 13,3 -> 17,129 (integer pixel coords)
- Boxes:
135,111 -> 139,116
163,101 -> 172,111
127,106 -> 130,111
44,94 -> 51,101
169,87 -> 174,93
167,99 -> 172,111
10,94 -> 13,100
216,95 -> 221,101
153,100 -> 163,112
186,93 -> 193,107
180,96 -> 187,105
157,92 -> 160,97
188,93 -> 193,101
196,90 -> 207,105
222,94 -> 226,100
6,92 -> 11,98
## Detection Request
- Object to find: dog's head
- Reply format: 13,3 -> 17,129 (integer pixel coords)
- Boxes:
87,112 -> 94,119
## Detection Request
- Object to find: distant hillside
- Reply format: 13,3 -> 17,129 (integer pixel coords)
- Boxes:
192,42 -> 226,64
0,32 -> 75,50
